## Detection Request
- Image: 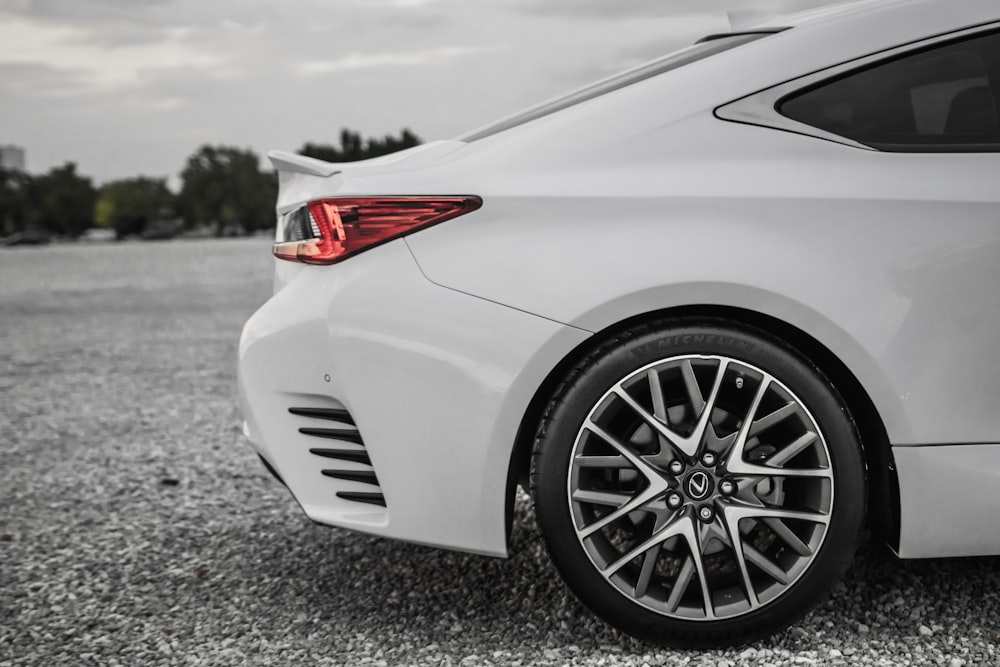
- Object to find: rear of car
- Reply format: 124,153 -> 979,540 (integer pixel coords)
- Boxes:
238,30 -> 789,558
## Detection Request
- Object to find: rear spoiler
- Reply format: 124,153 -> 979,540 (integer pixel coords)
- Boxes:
696,26 -> 788,44
267,150 -> 341,178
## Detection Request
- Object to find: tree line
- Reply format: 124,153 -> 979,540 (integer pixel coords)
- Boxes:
0,128 -> 420,240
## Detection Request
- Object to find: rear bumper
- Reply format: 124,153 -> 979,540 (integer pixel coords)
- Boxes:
238,240 -> 589,557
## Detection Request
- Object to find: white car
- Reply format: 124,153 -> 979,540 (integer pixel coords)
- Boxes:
239,0 -> 1000,646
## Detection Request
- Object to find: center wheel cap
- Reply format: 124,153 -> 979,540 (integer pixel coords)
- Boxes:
684,470 -> 714,501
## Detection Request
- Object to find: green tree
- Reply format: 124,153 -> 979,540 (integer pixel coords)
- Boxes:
0,168 -> 33,236
176,145 -> 276,235
95,177 -> 175,239
298,128 -> 421,163
33,163 -> 96,237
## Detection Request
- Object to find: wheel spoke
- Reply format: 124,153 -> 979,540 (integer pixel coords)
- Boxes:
738,462 -> 832,479
688,520 -> 715,619
765,431 -> 818,467
648,368 -> 669,424
680,359 -> 705,414
665,555 -> 695,612
602,513 -> 691,579
579,485 -> 666,539
647,368 -> 671,454
612,388 -> 687,455
723,380 -> 831,480
613,358 -> 728,459
573,455 -> 633,469
601,517 -> 688,578
583,421 -> 671,487
762,517 -> 812,557
688,358 -> 728,459
748,401 -> 797,437
633,543 -> 661,598
723,375 -> 771,473
571,489 -> 631,507
723,502 -> 830,527
719,505 -> 760,608
744,543 -> 791,585
600,512 -> 715,617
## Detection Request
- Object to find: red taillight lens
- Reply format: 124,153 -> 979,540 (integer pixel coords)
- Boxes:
273,196 -> 482,265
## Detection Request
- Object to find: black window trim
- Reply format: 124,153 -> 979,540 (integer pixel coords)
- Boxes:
715,20 -> 1000,153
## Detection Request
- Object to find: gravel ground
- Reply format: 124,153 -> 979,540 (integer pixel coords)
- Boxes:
2,238 -> 999,666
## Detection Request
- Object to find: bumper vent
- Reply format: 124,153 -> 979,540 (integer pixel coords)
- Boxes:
289,406 -> 386,507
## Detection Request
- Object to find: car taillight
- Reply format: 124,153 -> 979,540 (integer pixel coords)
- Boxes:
273,196 -> 482,265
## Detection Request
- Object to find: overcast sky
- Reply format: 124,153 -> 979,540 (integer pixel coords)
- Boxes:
0,0 -> 842,186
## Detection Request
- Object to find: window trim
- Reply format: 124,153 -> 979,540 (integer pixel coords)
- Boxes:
715,21 -> 1000,152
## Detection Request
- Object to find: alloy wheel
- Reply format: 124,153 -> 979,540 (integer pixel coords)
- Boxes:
568,354 -> 834,620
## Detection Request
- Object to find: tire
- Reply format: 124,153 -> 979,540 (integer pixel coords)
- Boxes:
530,318 -> 866,648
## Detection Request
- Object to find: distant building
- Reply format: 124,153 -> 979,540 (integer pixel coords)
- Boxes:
0,145 -> 25,170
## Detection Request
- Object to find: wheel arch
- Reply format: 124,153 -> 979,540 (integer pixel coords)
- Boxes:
506,304 -> 900,552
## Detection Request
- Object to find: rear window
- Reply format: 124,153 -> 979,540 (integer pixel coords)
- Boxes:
459,31 -> 778,142
779,30 -> 1000,151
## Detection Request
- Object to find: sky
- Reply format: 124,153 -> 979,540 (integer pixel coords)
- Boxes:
0,0 -> 843,186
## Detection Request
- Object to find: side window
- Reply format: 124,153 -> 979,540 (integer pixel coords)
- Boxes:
779,30 -> 1000,151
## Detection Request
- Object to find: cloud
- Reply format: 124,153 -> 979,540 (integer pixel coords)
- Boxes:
295,46 -> 496,76
515,0 -> 836,18
362,0 -> 442,6
0,15 -> 222,94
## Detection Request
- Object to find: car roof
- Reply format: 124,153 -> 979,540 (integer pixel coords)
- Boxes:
765,0 -> 996,43
460,0 -> 999,149
769,0 -> 903,27
703,0 -> 1000,101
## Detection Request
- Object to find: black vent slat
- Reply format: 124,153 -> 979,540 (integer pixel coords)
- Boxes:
288,407 -> 356,425
309,448 -> 371,465
292,404 -> 385,509
336,491 -> 386,507
321,469 -> 379,485
299,427 -> 363,445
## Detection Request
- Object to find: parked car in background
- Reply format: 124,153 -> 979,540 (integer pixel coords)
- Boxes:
80,228 -> 115,243
239,0 -> 1000,647
0,226 -> 50,246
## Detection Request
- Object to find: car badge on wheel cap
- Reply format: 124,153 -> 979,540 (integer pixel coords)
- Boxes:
685,471 -> 713,501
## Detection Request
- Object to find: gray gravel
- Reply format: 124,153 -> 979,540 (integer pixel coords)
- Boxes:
2,238 -> 999,666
